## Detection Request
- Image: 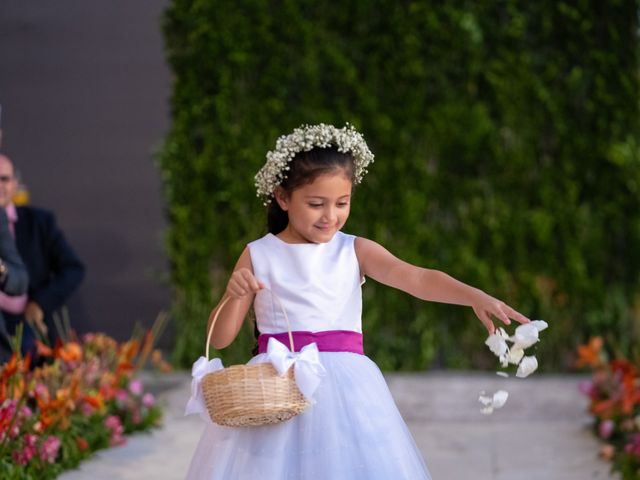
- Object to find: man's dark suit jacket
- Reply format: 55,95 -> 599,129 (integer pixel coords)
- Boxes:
0,209 -> 29,362
2,206 -> 85,353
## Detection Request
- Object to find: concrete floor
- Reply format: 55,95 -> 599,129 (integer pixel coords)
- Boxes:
59,372 -> 617,480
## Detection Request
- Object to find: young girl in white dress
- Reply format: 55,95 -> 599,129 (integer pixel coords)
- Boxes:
185,124 -> 530,479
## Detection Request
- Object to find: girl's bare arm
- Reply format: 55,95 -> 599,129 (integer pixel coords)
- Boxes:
354,237 -> 529,334
207,247 -> 262,349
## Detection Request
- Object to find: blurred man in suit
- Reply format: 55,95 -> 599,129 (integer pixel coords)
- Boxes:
0,207 -> 29,362
0,153 -> 85,355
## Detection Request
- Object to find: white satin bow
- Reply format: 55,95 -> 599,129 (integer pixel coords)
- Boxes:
184,356 -> 223,417
265,337 -> 326,400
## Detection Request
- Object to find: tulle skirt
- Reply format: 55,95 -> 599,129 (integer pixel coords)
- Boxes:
186,352 -> 431,480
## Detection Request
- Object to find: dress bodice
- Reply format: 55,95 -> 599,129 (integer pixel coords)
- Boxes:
248,232 -> 363,334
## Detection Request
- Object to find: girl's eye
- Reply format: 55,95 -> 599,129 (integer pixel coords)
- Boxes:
309,203 -> 323,208
337,202 -> 349,208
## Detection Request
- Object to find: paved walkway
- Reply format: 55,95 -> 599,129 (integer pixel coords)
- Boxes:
59,372 -> 617,480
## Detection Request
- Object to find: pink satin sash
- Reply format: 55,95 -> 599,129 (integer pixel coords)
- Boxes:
258,330 -> 364,355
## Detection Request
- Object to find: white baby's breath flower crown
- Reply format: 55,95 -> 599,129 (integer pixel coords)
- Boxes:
255,123 -> 374,204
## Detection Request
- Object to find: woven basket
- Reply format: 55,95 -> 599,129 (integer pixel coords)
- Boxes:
202,293 -> 309,427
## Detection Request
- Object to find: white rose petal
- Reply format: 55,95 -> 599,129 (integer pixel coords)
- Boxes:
485,334 -> 509,357
492,390 -> 509,408
478,389 -> 509,414
512,323 -> 540,349
530,320 -> 548,332
496,327 -> 510,339
507,345 -> 525,365
496,371 -> 509,378
516,355 -> 538,378
500,354 -> 509,368
478,393 -> 493,406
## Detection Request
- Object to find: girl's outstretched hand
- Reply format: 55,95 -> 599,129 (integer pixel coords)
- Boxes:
226,267 -> 265,299
470,290 -> 530,335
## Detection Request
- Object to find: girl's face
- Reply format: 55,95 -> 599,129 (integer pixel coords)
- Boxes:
275,170 -> 353,244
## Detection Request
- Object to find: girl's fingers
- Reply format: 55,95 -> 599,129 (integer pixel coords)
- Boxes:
474,307 -> 495,335
493,307 -> 511,326
239,270 -> 262,292
506,306 -> 530,324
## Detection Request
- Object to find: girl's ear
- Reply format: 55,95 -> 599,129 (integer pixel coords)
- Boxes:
274,186 -> 289,211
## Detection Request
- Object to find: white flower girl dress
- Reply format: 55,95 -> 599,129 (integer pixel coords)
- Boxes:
186,232 -> 431,479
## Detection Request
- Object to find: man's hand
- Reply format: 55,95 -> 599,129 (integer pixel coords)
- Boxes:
25,301 -> 47,335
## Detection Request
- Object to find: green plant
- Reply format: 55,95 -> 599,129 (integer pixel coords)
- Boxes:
160,0 -> 640,370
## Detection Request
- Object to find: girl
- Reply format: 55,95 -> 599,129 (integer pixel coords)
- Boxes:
186,124 -> 529,479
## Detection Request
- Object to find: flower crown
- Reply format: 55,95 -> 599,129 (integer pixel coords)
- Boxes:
255,123 -> 374,204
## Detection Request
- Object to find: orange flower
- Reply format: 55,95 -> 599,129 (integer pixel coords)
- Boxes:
76,437 -> 89,451
57,342 -> 83,363
83,393 -> 104,410
120,339 -> 140,363
576,337 -> 604,368
600,444 -> 615,461
35,340 -> 54,357
1,354 -> 18,379
611,360 -> 640,414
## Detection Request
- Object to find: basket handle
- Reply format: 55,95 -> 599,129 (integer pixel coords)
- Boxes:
205,287 -> 295,360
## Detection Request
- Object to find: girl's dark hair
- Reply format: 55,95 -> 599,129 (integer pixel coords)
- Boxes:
266,146 -> 356,234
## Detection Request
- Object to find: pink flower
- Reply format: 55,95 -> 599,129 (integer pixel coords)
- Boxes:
12,449 -> 29,466
0,399 -> 17,421
578,379 -> 594,396
24,433 -> 37,448
39,436 -> 61,464
115,389 -> 129,406
12,434 -> 37,465
33,383 -> 48,397
9,424 -> 20,439
142,393 -> 155,408
81,402 -> 95,417
104,415 -> 126,446
132,409 -> 142,425
625,434 -> 640,457
598,420 -> 615,439
105,415 -> 122,431
128,379 -> 143,396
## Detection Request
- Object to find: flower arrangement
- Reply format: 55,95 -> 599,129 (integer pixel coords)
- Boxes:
255,123 -> 375,204
0,321 -> 171,480
577,337 -> 640,479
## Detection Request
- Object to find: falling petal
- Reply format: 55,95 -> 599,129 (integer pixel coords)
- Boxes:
496,371 -> 509,378
516,355 -> 538,378
500,355 -> 509,368
531,320 -> 548,332
496,327 -> 510,339
478,389 -> 509,414
485,334 -> 509,357
492,390 -> 509,408
513,323 -> 539,349
507,346 -> 525,365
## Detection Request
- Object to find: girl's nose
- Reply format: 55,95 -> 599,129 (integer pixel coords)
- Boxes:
322,207 -> 337,222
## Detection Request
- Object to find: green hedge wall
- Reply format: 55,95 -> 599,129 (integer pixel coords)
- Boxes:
159,0 -> 640,370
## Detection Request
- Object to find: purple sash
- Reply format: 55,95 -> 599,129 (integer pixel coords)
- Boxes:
258,330 -> 364,355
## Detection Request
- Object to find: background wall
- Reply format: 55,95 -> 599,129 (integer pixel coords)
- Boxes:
0,1 -> 171,342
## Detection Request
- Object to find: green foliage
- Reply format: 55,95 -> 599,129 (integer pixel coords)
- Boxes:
160,0 -> 640,370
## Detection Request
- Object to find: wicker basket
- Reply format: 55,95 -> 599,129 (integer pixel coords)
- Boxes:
202,294 -> 309,427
